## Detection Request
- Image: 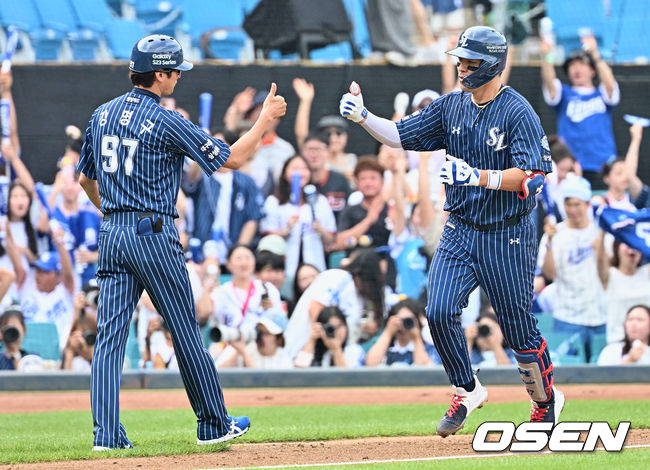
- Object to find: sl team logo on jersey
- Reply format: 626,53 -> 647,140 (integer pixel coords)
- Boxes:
486,127 -> 507,151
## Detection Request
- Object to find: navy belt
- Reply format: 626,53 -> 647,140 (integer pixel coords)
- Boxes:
453,212 -> 529,232
102,211 -> 174,226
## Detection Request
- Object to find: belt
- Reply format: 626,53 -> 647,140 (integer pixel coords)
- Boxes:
453,212 -> 529,232
102,211 -> 174,226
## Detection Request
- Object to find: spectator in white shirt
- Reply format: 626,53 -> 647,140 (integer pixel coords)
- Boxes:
538,176 -> 605,360
598,305 -> 650,365
596,237 -> 650,343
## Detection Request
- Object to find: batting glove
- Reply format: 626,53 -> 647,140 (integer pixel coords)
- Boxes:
439,155 -> 480,186
339,83 -> 368,123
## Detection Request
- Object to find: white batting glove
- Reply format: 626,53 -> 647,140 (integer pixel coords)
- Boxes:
339,81 -> 368,123
439,155 -> 480,186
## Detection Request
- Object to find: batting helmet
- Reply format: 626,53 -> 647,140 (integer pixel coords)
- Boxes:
129,34 -> 193,73
446,26 -> 508,89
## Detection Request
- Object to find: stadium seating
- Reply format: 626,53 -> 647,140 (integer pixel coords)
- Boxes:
0,1 -> 65,60
180,0 -> 248,60
545,0 -> 607,60
589,333 -> 608,364
125,321 -> 141,369
105,18 -> 148,59
547,331 -> 587,365
22,322 -> 60,362
32,0 -> 101,61
343,0 -> 370,58
130,0 -> 182,37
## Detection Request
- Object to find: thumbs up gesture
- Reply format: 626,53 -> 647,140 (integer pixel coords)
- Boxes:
261,82 -> 287,121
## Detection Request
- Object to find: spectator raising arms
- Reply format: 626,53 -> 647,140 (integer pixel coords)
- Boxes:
540,32 -> 619,189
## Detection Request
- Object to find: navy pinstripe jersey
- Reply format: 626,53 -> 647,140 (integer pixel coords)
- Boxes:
77,87 -> 230,217
397,86 -> 552,225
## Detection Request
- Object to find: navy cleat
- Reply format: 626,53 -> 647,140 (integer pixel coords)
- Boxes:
197,415 -> 250,445
436,376 -> 488,438
530,387 -> 565,426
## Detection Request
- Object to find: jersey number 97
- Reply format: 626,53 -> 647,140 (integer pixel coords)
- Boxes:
101,135 -> 139,177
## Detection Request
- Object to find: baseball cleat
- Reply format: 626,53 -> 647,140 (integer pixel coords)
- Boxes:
92,438 -> 134,451
436,376 -> 488,438
530,387 -> 565,426
197,415 -> 250,445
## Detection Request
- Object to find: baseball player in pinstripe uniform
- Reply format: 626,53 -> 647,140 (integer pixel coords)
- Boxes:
77,35 -> 286,449
340,26 -> 564,437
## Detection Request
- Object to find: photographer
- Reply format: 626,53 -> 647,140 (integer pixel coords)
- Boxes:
61,309 -> 97,371
365,298 -> 431,367
294,306 -> 364,368
217,309 -> 293,369
465,311 -> 515,368
0,305 -> 34,370
142,315 -> 177,370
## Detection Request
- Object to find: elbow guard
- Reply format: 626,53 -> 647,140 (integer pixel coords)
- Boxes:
518,170 -> 545,200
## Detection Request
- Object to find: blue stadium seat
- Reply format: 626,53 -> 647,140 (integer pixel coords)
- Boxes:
132,0 -> 183,37
32,0 -> 101,61
125,321 -> 141,369
0,1 -> 65,60
180,0 -> 247,59
69,0 -> 116,34
105,17 -> 148,59
547,332 -> 587,365
534,312 -> 554,336
343,0 -> 371,58
545,0 -> 606,59
22,322 -> 60,361
589,333 -> 608,363
310,42 -> 353,62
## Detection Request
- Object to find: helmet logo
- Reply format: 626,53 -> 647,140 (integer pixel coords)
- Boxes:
460,35 -> 469,47
486,127 -> 507,151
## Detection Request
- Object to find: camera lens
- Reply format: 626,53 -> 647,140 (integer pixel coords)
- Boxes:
1,326 -> 20,344
82,330 -> 97,346
401,317 -> 415,330
323,323 -> 336,338
477,324 -> 492,338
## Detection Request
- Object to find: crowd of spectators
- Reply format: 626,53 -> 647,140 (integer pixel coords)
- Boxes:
1,19 -> 649,373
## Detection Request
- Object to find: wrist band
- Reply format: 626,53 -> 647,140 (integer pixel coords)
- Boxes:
545,52 -> 555,64
486,170 -> 502,190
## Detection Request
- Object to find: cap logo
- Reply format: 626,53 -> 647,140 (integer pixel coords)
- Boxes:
460,35 -> 469,47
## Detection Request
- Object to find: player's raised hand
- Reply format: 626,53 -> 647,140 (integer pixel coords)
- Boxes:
438,155 -> 480,186
261,82 -> 287,120
339,81 -> 368,123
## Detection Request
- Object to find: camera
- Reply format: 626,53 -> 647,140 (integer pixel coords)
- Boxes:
401,317 -> 415,330
322,323 -> 336,338
207,318 -> 256,343
82,330 -> 97,346
85,290 -> 99,308
1,325 -> 20,344
477,324 -> 492,338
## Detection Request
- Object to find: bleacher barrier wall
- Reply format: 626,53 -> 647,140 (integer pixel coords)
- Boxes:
9,64 -> 650,184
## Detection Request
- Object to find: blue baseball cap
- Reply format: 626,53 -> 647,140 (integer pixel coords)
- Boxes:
257,308 -> 288,335
33,251 -> 61,272
561,176 -> 592,202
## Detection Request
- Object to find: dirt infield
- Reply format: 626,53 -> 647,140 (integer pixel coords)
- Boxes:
2,384 -> 648,470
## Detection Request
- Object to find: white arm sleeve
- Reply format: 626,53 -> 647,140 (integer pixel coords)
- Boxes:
360,112 -> 402,148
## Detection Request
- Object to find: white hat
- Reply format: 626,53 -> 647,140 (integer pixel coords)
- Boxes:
412,89 -> 440,109
256,235 -> 287,257
561,176 -> 591,202
257,308 -> 288,335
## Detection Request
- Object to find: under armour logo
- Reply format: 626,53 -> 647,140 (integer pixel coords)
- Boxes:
451,126 -> 461,135
510,238 -> 520,245
139,119 -> 155,135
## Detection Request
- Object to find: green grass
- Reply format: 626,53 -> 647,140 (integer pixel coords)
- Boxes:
299,449 -> 649,470
0,400 -> 647,464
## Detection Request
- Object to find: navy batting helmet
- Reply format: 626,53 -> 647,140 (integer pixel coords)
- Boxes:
446,26 -> 508,89
129,34 -> 193,73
